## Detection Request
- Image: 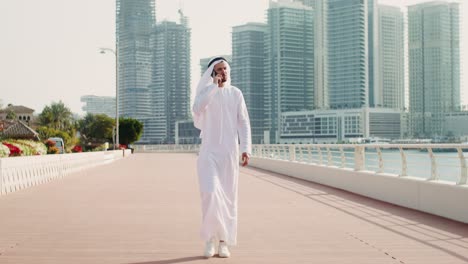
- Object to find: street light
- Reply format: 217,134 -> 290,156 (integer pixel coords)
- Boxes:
99,47 -> 119,150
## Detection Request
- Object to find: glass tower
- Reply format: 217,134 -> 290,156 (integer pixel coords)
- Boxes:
266,0 -> 314,143
327,0 -> 369,109
232,23 -> 268,144
408,1 -> 460,137
116,0 -> 155,142
147,15 -> 191,144
378,5 -> 405,110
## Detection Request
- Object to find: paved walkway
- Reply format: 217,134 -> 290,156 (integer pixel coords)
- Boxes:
0,153 -> 467,264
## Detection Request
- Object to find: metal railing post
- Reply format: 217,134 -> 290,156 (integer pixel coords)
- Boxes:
299,146 -> 304,162
354,145 -> 365,171
457,147 -> 467,185
327,147 -> 332,166
427,147 -> 438,181
317,147 -> 323,165
289,145 -> 296,162
399,147 -> 407,177
340,146 -> 346,168
376,147 -> 383,173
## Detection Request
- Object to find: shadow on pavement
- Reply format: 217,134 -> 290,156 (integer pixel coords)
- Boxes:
128,256 -> 206,264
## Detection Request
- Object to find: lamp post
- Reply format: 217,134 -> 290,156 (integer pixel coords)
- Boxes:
99,47 -> 119,150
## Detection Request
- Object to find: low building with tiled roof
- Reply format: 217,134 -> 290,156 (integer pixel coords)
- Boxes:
0,105 -> 35,124
0,120 -> 40,140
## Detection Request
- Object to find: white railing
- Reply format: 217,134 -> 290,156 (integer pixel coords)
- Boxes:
132,143 -> 468,184
111,144 -> 468,222
0,150 -> 132,195
249,144 -> 468,223
133,144 -> 200,153
252,144 -> 468,185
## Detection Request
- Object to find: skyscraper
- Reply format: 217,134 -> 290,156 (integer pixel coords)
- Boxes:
295,0 -> 329,110
378,5 -> 405,110
146,12 -> 191,144
116,0 -> 155,139
293,0 -> 314,7
266,0 -> 314,143
368,0 -> 380,108
200,58 -> 211,76
80,95 -> 116,118
301,0 -> 384,111
327,0 -> 369,110
408,1 -> 460,137
232,23 -> 268,144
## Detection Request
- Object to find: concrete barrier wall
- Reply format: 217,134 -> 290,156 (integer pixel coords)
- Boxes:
0,150 -> 130,196
250,157 -> 468,224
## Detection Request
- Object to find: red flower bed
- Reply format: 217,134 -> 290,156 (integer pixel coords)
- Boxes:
45,140 -> 56,148
119,144 -> 127,149
2,142 -> 22,157
71,145 -> 83,153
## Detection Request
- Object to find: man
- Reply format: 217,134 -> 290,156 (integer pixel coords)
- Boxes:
192,57 -> 252,258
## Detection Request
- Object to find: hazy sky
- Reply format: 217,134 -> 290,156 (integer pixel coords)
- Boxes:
0,0 -> 466,115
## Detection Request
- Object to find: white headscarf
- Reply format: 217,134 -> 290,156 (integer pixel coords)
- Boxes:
193,58 -> 231,130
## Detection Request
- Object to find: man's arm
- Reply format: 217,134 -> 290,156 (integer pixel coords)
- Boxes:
192,84 -> 218,115
237,93 -> 252,166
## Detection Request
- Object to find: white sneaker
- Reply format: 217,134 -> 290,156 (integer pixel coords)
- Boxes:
218,241 -> 231,258
204,240 -> 215,258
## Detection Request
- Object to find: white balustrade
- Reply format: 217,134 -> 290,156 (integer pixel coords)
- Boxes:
132,143 -> 468,184
13,143 -> 463,222
249,144 -> 468,185
47,143 -> 467,222
0,150 -> 129,195
133,144 -> 200,153
247,143 -> 468,223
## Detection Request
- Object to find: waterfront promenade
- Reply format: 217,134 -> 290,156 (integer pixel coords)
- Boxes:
0,153 -> 467,264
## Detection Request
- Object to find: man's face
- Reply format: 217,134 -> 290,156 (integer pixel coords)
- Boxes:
213,61 -> 229,83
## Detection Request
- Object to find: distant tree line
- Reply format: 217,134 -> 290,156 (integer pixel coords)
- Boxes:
36,101 -> 143,152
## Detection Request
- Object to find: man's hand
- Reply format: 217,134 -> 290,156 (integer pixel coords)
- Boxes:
213,74 -> 223,87
241,152 -> 249,167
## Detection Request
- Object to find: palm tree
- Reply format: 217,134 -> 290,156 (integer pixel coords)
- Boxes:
39,101 -> 73,130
